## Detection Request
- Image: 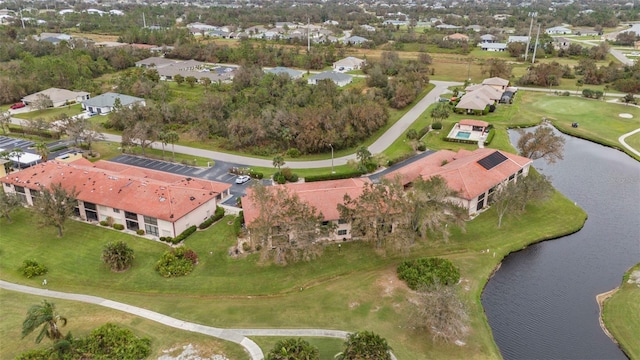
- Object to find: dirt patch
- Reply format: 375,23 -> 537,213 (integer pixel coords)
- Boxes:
628,270 -> 640,286
158,344 -> 229,360
375,267 -> 410,297
619,113 -> 633,118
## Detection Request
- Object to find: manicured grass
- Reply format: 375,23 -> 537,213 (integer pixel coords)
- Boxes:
602,263 -> 640,360
0,187 -> 587,359
623,130 -> 640,153
0,290 -> 249,360
13,104 -> 84,121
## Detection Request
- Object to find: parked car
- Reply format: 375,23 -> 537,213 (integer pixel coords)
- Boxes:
235,175 -> 251,184
10,102 -> 25,109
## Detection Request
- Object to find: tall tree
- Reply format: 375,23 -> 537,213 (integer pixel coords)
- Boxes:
482,58 -> 512,79
430,102 -> 450,125
516,126 -> 565,164
410,282 -> 469,343
34,183 -> 79,237
0,111 -> 10,135
34,142 -> 49,162
165,131 -> 180,161
266,338 -> 319,360
490,181 -> 519,229
272,155 -> 285,170
11,148 -> 24,169
247,183 -> 331,265
21,300 -> 67,344
31,94 -> 53,111
0,190 -> 22,222
336,331 -> 392,360
513,172 -> 553,212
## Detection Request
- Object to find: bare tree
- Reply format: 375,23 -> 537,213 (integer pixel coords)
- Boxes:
0,190 -> 23,222
513,172 -> 553,212
516,126 -> 565,164
410,282 -> 469,343
31,94 -> 53,111
0,111 -> 10,135
33,183 -> 79,237
490,181 -> 519,229
24,118 -> 51,139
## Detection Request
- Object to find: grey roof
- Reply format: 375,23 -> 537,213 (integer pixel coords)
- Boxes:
508,35 -> 530,43
343,36 -> 369,44
481,43 -> 507,50
309,71 -> 352,83
266,67 -> 304,78
135,56 -> 181,68
82,92 -> 144,108
22,88 -> 89,104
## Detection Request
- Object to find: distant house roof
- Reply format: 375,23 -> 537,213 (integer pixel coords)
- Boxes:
482,77 -> 510,86
309,71 -> 352,85
469,85 -> 504,101
22,88 -> 89,105
135,56 -> 181,68
480,43 -> 507,50
455,93 -> 492,111
508,35 -> 530,43
545,26 -> 572,34
459,119 -> 490,128
480,34 -> 497,41
384,148 -> 532,200
242,178 -> 372,226
82,92 -> 144,108
343,35 -> 369,44
333,56 -> 365,68
445,33 -> 469,41
266,67 -> 304,79
0,159 -> 231,222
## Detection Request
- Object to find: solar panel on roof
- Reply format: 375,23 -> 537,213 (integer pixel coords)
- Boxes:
477,151 -> 508,170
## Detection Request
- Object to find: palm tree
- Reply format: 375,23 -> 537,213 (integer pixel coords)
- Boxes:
158,131 -> 168,158
430,102 -> 450,126
21,300 -> 68,344
34,142 -> 50,162
272,155 -> 285,171
164,131 -> 179,161
266,338 -> 319,360
102,241 -> 135,272
336,331 -> 392,360
11,148 -> 24,169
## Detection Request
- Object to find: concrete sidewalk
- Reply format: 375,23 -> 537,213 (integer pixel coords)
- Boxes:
0,280 -> 398,360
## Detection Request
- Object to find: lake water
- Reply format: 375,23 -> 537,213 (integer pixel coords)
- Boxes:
481,128 -> 640,359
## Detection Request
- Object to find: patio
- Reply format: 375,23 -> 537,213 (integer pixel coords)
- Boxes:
446,120 -> 490,142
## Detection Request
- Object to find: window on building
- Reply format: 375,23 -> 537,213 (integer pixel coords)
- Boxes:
113,208 -> 120,213
14,185 -> 27,203
509,174 -> 516,182
322,221 -> 329,226
143,216 -> 159,237
337,229 -> 348,236
125,211 -> 139,231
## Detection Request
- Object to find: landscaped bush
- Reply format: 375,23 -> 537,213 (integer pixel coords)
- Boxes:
431,121 -> 443,130
287,148 -> 301,158
234,211 -> 244,236
249,169 -> 264,179
99,220 -> 110,226
172,225 -> 197,244
397,257 -> 460,290
417,142 -> 427,151
406,128 -> 418,140
101,241 -> 134,272
198,206 -> 225,229
136,229 -> 145,235
19,259 -> 48,278
305,170 -> 363,182
155,247 -> 198,277
242,242 -> 251,252
8,125 -> 60,139
274,172 -> 286,184
417,125 -> 430,139
484,128 -> 496,144
112,224 -> 124,230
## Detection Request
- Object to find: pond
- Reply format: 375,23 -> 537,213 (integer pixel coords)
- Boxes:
481,128 -> 640,359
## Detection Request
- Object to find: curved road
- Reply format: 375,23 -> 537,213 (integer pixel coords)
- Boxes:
0,280 -> 398,360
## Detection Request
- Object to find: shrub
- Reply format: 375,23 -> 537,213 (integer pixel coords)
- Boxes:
274,173 -> 286,184
288,173 -> 299,182
234,211 -> 244,236
582,88 -> 594,98
431,121 -> 442,130
173,225 -> 197,244
561,91 -> 571,97
249,169 -> 264,179
19,260 -> 48,278
397,257 -> 460,290
484,128 -> 496,144
242,242 -> 251,252
417,125 -> 430,139
136,229 -> 145,235
155,247 -> 197,277
101,241 -> 134,272
287,148 -> 301,158
406,129 -> 418,140
305,170 -> 363,182
199,206 -> 226,229
99,220 -> 109,226
113,223 -> 124,230
417,142 -> 427,151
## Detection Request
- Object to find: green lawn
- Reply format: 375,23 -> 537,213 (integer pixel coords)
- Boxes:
602,263 -> 640,360
12,104 -> 84,121
0,187 -> 587,359
0,290 -> 248,360
623,130 -> 640,153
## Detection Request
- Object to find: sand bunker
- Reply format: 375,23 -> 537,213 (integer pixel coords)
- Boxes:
619,113 -> 633,118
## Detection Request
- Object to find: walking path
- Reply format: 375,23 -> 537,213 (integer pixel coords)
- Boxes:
618,128 -> 640,157
0,280 -> 397,360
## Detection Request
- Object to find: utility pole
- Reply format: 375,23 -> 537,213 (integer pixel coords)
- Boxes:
143,12 -> 147,28
531,23 -> 541,64
307,17 -> 310,53
524,12 -> 537,62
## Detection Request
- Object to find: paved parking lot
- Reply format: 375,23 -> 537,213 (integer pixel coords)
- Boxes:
0,136 -> 33,151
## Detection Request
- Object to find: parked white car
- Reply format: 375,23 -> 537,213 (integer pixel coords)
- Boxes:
235,175 -> 251,184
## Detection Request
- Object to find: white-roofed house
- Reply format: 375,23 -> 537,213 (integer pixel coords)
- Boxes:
81,92 -> 145,115
545,26 -> 572,35
308,71 -> 353,87
333,57 -> 365,72
265,67 -> 304,80
508,35 -> 530,43
22,88 -> 90,108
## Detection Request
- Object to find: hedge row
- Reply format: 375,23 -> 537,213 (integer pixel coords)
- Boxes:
160,225 -> 197,245
8,125 -> 61,139
305,169 -> 364,183
198,206 -> 225,229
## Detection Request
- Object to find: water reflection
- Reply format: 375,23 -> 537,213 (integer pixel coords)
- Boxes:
482,127 -> 640,360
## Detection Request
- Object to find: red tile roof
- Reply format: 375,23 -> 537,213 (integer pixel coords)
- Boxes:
385,148 -> 532,199
459,119 -> 490,127
242,178 -> 371,226
0,159 -> 231,222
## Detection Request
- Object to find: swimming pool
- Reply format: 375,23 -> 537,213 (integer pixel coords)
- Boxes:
456,131 -> 471,139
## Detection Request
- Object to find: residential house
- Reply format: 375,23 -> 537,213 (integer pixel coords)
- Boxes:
135,56 -> 181,68
480,43 -> 507,51
22,88 -> 90,108
361,24 -> 376,32
464,84 -> 503,102
308,71 -> 353,87
81,92 -> 145,115
436,24 -> 462,30
266,67 -> 304,80
466,25 -> 483,33
508,35 -> 530,43
455,93 -> 492,114
482,77 -> 510,91
545,26 -> 572,35
553,37 -> 571,50
480,34 -> 497,43
384,148 -> 532,215
444,33 -> 469,41
242,178 -> 372,241
0,159 -> 231,238
343,36 -> 369,45
333,56 -> 365,72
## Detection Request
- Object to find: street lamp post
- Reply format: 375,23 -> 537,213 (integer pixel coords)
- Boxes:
329,143 -> 335,173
